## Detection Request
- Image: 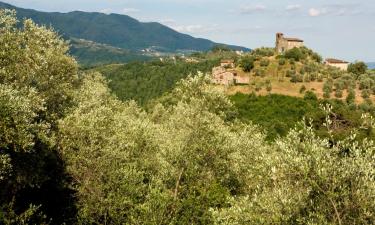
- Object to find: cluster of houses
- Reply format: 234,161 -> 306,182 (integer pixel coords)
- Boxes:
212,33 -> 350,86
212,60 -> 249,86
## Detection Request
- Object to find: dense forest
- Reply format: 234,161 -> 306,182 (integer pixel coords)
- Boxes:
93,59 -> 220,105
1,9 -> 375,225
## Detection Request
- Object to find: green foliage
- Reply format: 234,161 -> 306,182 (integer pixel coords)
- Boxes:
211,45 -> 231,52
348,61 -> 368,76
0,9 -> 78,223
2,8 -> 375,225
346,89 -> 356,104
284,47 -> 306,61
335,89 -> 343,98
212,111 -> 375,224
259,58 -> 270,67
278,57 -> 286,66
239,55 -> 255,72
93,59 -> 218,105
304,91 -> 318,101
230,93 -> 318,140
69,38 -> 151,67
251,47 -> 275,57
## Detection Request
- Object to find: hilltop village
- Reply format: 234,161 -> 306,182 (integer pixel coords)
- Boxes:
209,33 -> 374,103
212,33 -> 349,85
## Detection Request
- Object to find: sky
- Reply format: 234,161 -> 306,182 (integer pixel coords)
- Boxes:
2,0 -> 375,62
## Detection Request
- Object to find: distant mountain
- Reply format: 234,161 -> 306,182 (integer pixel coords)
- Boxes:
366,62 -> 375,70
0,1 -> 250,53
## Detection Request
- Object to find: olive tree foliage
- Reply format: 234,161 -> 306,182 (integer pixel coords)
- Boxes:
58,73 -> 168,224
212,106 -> 375,225
0,9 -> 78,123
0,9 -> 79,223
58,72 -> 270,224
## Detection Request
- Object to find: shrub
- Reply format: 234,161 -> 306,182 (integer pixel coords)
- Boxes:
291,74 -> 303,83
260,58 -> 270,67
255,83 -> 262,91
323,81 -> 333,93
240,56 -> 255,72
284,47 -> 306,61
359,77 -> 374,90
266,83 -> 272,93
348,61 -> 368,76
299,85 -> 306,93
311,52 -> 323,63
317,74 -> 324,82
361,89 -> 371,99
346,89 -> 356,104
278,58 -> 286,66
303,91 -> 318,101
335,89 -> 343,98
251,47 -> 275,57
303,74 -> 311,82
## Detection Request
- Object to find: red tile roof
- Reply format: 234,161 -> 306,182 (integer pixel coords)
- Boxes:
325,58 -> 349,64
285,38 -> 304,42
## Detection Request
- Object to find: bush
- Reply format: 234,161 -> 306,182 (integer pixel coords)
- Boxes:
255,83 -> 262,91
335,89 -> 343,98
303,91 -> 318,101
311,52 -> 323,63
251,47 -> 275,57
303,74 -> 311,82
291,74 -> 303,83
260,58 -> 270,67
346,89 -> 356,104
348,61 -> 368,76
317,74 -> 324,82
361,89 -> 371,99
284,47 -> 306,61
310,73 -> 317,81
278,58 -> 286,66
299,85 -> 306,93
266,83 -> 272,93
286,70 -> 295,77
240,56 -> 255,72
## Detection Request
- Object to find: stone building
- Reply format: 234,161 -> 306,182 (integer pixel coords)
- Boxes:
324,58 -> 349,71
275,33 -> 304,54
212,66 -> 249,86
220,59 -> 235,68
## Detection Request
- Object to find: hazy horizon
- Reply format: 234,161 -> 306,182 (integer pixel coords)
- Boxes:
2,0 -> 374,62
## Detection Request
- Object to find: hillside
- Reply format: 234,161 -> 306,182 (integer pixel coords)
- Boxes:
0,1 -> 249,53
213,47 -> 375,104
69,38 -> 151,67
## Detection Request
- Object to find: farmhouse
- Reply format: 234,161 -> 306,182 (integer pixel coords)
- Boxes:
275,33 -> 304,54
212,63 -> 249,86
324,58 -> 349,71
220,59 -> 235,68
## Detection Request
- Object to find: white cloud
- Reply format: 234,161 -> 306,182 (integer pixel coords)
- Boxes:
100,8 -> 112,14
286,4 -> 301,11
159,19 -> 176,25
240,4 -> 266,14
122,8 -> 140,14
171,24 -> 219,34
308,4 -> 362,17
309,8 -> 322,17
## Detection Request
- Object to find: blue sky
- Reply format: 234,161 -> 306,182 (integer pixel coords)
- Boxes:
2,0 -> 375,62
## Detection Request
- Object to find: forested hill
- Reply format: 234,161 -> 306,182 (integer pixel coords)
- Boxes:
0,1 -> 249,52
